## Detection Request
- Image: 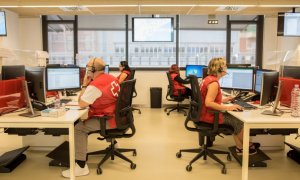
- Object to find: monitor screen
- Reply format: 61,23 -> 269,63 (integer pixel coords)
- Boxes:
104,65 -> 109,74
132,17 -> 174,42
219,67 -> 254,91
1,65 -> 25,80
0,11 -> 7,36
284,13 -> 300,36
46,67 -> 80,91
25,67 -> 46,103
260,72 -> 279,106
185,65 -> 205,78
254,69 -> 274,93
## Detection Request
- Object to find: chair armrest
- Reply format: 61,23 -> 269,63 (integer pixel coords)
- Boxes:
92,115 -> 113,137
208,110 -> 223,133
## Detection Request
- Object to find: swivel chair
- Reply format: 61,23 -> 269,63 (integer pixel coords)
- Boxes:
164,72 -> 188,116
176,75 -> 233,174
127,69 -> 141,114
87,79 -> 137,175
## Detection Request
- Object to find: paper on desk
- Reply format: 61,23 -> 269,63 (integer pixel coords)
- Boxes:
66,106 -> 84,110
65,101 -> 79,106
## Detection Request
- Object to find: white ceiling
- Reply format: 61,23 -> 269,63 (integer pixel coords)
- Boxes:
1,0 -> 300,17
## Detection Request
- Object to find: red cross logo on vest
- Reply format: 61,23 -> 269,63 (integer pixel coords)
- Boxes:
110,81 -> 120,97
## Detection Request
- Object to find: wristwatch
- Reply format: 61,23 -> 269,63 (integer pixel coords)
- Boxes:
81,85 -> 88,88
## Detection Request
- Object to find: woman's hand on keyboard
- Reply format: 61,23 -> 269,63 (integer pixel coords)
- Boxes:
226,104 -> 243,111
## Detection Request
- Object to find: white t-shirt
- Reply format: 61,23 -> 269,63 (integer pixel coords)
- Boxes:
80,86 -> 102,104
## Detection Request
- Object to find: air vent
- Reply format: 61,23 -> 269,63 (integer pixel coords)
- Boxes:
60,6 -> 89,11
216,6 -> 246,11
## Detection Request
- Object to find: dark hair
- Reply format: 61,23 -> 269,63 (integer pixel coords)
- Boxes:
120,61 -> 131,71
169,64 -> 179,74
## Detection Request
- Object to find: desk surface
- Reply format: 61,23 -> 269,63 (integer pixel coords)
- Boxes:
0,109 -> 88,124
228,107 -> 300,124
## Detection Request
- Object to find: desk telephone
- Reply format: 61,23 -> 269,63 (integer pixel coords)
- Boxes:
31,100 -> 48,111
234,92 -> 258,102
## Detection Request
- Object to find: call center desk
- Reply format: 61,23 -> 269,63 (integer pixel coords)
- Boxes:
228,108 -> 300,180
0,108 -> 88,180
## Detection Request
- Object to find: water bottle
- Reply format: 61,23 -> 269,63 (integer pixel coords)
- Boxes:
54,96 -> 61,109
291,84 -> 300,117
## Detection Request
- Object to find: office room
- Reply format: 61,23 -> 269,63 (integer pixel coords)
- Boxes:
0,0 -> 300,180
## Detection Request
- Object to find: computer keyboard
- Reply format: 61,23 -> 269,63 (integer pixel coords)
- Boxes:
233,100 -> 257,109
60,99 -> 72,104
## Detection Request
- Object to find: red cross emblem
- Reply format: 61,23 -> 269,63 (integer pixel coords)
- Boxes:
110,81 -> 120,97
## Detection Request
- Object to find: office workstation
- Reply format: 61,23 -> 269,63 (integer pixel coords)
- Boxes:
1,1 -> 300,180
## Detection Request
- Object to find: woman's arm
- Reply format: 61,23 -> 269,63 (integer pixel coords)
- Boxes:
174,75 -> 190,84
205,82 -> 242,111
118,72 -> 128,83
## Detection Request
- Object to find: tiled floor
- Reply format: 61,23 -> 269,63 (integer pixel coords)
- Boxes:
0,108 -> 299,180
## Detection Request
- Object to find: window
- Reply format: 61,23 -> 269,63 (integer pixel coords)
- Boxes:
77,15 -> 125,67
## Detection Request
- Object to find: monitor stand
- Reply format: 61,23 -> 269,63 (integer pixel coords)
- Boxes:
19,111 -> 41,118
261,109 -> 284,116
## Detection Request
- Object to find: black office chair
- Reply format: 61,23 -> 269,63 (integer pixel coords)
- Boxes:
127,69 -> 141,114
164,72 -> 189,116
176,75 -> 233,174
87,79 -> 137,175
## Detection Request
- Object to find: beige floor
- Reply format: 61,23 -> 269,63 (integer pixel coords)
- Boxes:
0,107 -> 299,180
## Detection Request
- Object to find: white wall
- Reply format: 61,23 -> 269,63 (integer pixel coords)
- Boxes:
0,10 -> 20,50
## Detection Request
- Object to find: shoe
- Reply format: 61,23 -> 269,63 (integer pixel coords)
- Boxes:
62,163 -> 89,178
235,147 -> 257,155
250,142 -> 261,149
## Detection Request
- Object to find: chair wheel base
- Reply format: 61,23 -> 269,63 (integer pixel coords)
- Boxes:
186,165 -> 192,172
131,163 -> 136,169
176,152 -> 182,158
97,168 -> 102,175
221,167 -> 227,174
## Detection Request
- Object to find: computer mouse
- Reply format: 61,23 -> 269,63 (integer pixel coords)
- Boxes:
233,109 -> 243,112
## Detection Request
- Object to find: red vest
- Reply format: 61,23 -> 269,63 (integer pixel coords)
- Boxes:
170,73 -> 186,96
117,70 -> 131,82
199,75 -> 224,124
88,74 -> 120,129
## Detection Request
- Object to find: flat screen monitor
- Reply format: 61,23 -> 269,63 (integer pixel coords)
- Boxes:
260,72 -> 279,106
1,65 -> 25,80
227,64 -> 252,68
132,17 -> 174,42
284,13 -> 300,36
25,67 -> 46,103
254,69 -> 275,93
280,65 -> 300,79
202,67 -> 208,79
104,65 -> 109,74
185,65 -> 205,78
0,11 -> 7,36
46,67 -> 80,91
219,67 -> 254,91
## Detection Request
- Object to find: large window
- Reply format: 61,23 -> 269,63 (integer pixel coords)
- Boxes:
77,15 -> 126,67
179,15 -> 227,67
128,15 -> 177,67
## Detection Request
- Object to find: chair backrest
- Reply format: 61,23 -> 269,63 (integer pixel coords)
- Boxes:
115,79 -> 136,135
127,69 -> 135,80
187,75 -> 202,123
166,72 -> 175,97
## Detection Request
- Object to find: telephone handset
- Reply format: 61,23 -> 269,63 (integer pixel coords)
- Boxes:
31,100 -> 48,111
235,92 -> 258,102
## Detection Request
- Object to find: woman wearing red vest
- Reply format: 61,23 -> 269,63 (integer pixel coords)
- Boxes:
62,58 -> 120,178
117,61 -> 131,83
200,57 -> 257,155
169,64 -> 191,98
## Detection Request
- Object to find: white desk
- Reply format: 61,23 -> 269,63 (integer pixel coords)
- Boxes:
228,108 -> 300,180
0,109 -> 88,180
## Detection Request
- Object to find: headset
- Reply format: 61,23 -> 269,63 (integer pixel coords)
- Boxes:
89,58 -> 105,73
218,66 -> 224,73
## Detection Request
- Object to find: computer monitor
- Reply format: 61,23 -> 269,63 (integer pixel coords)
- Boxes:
185,65 -> 205,78
202,67 -> 208,79
19,80 -> 40,117
25,67 -> 46,103
254,69 -> 275,93
104,65 -> 109,74
1,65 -> 25,80
46,67 -> 80,91
227,64 -> 252,68
280,65 -> 300,79
260,72 -> 279,106
261,80 -> 283,116
219,67 -> 254,91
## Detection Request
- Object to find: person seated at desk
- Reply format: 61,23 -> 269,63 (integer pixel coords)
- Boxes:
200,57 -> 257,155
62,57 -> 120,178
169,64 -> 192,98
117,61 -> 131,83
